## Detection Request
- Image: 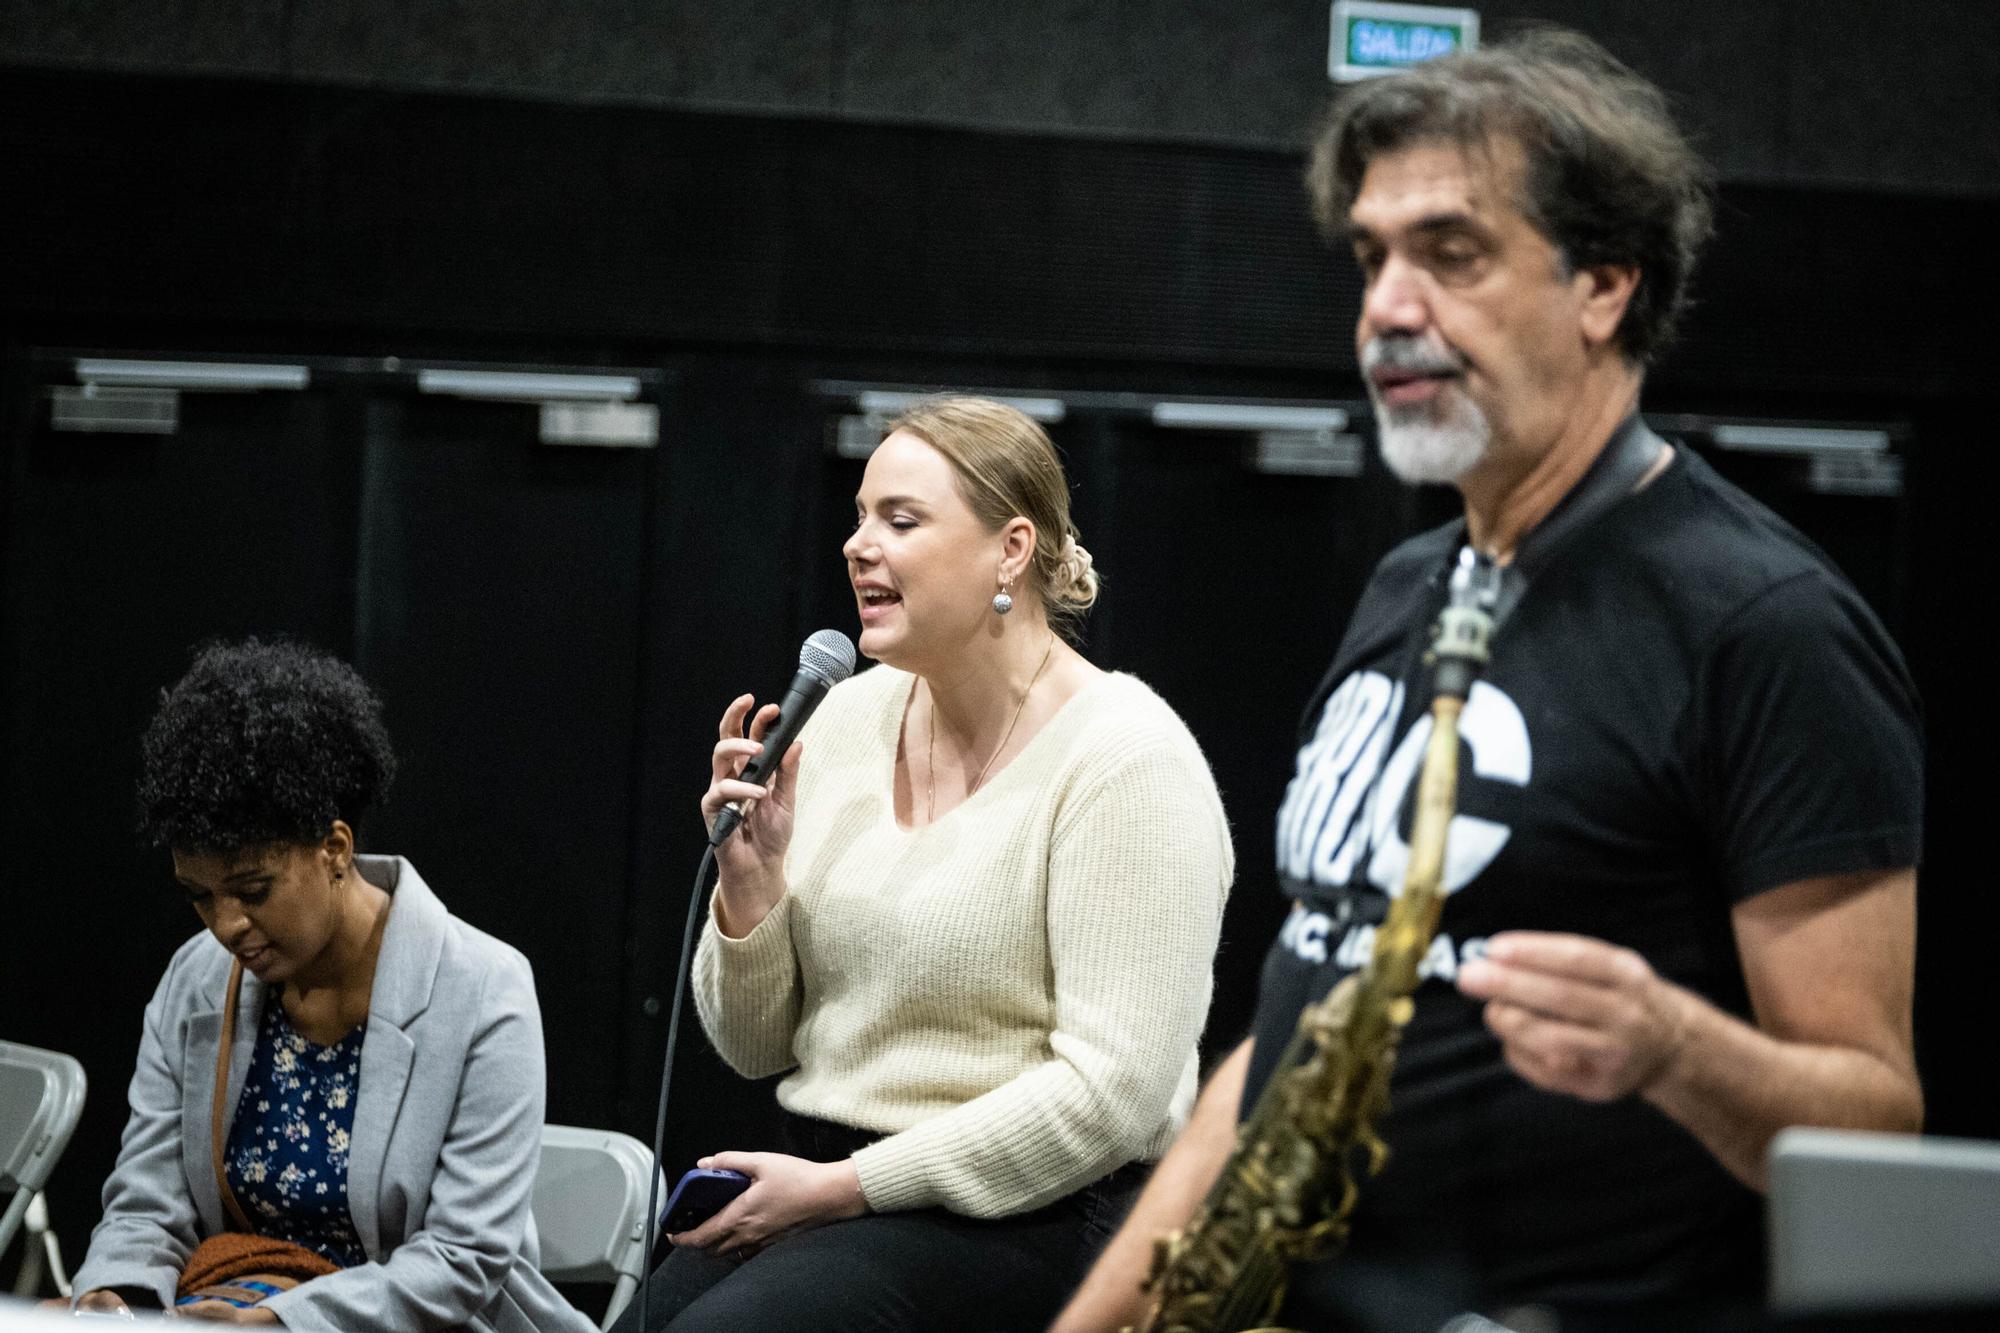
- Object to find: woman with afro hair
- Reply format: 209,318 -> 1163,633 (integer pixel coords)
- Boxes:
67,638 -> 592,1332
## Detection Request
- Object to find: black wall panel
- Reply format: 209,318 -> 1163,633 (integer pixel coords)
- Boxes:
1897,395 -> 1993,1144
617,359 -> 824,1166
347,395 -> 652,1132
6,69 -> 1996,399
0,0 -> 287,77
6,1 -> 1998,195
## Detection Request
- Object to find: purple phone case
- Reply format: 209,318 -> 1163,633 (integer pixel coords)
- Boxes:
659,1167 -> 751,1233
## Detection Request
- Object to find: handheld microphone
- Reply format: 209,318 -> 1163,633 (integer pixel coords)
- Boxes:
707,629 -> 857,846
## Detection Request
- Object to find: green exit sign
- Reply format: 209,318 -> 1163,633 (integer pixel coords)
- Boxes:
1331,1 -> 1479,82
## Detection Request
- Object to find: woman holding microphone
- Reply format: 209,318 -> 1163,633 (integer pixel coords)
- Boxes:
617,396 -> 1234,1331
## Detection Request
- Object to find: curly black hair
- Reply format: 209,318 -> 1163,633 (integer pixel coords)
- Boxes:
137,638 -> 397,854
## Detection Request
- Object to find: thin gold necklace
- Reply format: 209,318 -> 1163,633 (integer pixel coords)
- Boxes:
927,633 -> 1057,824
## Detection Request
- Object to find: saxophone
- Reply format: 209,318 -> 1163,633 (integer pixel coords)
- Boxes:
1133,547 -> 1501,1333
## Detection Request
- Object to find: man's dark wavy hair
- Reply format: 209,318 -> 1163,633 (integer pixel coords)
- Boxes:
137,638 -> 396,854
1307,26 -> 1715,365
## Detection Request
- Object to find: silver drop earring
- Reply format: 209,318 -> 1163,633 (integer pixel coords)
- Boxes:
992,572 -> 1014,616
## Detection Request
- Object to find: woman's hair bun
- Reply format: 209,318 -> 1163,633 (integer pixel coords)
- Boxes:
1050,533 -> 1100,609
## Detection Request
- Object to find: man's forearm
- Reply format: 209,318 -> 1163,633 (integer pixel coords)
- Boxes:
1644,983 -> 1923,1191
1052,1038 -> 1252,1333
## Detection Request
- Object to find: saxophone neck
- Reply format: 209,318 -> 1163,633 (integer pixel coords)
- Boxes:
1376,549 -> 1502,982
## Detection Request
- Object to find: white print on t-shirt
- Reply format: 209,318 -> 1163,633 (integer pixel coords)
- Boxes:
1276,901 -> 1492,979
1276,669 -> 1532,897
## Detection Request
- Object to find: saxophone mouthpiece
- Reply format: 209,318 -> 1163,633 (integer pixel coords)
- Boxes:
1433,547 -> 1501,697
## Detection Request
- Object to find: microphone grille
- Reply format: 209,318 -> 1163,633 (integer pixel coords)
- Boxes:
799,629 -> 858,686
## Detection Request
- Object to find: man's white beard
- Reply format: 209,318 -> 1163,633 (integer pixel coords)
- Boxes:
1374,387 -> 1493,485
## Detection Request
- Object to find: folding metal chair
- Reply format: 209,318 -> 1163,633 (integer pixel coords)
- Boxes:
0,1042 -> 88,1263
532,1124 -> 663,1330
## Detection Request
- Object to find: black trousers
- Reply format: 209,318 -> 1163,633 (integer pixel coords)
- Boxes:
611,1113 -> 1146,1333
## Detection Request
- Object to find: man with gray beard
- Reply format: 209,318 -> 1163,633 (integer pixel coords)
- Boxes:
1362,332 -> 1491,484
1055,28 -> 1923,1333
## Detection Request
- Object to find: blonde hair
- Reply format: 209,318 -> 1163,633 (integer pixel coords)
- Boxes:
886,396 -> 1100,641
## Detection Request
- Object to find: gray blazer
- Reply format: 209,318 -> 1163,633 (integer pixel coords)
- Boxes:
72,856 -> 594,1332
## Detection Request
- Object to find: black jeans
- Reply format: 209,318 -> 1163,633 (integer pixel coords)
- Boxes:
611,1113 -> 1146,1333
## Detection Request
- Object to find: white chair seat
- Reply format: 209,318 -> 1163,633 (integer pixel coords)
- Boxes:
534,1125 -> 663,1330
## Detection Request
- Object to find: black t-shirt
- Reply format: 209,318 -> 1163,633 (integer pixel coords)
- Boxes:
1245,434 -> 1924,1321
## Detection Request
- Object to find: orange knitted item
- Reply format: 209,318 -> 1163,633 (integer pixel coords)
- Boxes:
176,1232 -> 341,1300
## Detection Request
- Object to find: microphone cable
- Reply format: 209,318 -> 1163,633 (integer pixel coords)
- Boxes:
634,630 -> 852,1331
639,840 -> 719,1333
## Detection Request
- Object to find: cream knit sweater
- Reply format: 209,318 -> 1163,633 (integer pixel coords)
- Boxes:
692,663 -> 1233,1219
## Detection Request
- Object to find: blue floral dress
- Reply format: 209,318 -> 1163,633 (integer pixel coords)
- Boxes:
219,998 -> 368,1268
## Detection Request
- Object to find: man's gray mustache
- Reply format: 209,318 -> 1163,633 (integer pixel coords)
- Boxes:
1362,337 -> 1464,378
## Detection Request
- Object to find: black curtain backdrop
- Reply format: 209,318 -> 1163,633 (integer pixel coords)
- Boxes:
4,67 -> 1995,1276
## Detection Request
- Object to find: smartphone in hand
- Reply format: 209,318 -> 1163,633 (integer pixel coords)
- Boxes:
659,1167 -> 752,1235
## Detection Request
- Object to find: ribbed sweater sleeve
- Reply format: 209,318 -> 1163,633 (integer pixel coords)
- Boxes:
693,894 -> 804,1079
850,730 -> 1230,1216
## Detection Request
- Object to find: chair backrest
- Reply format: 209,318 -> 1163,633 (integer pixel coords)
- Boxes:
532,1124 -> 662,1331
0,1042 -> 88,1258
1769,1126 -> 2000,1313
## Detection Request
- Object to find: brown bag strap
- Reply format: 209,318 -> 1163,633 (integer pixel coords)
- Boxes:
210,958 -> 256,1235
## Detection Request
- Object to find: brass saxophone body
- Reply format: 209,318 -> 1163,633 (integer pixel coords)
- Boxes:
1136,549 -> 1500,1333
